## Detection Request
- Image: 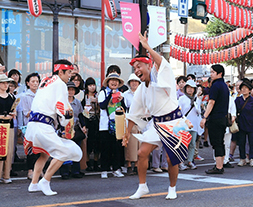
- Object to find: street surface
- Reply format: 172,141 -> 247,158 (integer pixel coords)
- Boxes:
1,144 -> 253,207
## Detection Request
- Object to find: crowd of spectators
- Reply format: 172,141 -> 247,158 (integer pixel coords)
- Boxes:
1,62 -> 253,184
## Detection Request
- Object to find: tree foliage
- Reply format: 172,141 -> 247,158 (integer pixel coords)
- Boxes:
205,17 -> 253,79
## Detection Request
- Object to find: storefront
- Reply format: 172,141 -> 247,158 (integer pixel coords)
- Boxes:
0,0 -> 133,86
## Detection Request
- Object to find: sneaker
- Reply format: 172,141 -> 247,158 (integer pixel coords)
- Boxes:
229,154 -> 234,162
203,141 -> 209,147
3,178 -> 12,184
152,168 -> 163,173
246,157 -> 250,164
223,162 -> 234,168
194,155 -> 204,161
205,166 -> 224,174
161,167 -> 168,172
199,141 -> 203,149
250,159 -> 253,167
101,171 -> 108,179
127,167 -> 135,176
10,170 -> 18,176
133,167 -> 138,175
237,159 -> 246,167
179,163 -> 188,171
112,169 -> 124,178
187,162 -> 197,170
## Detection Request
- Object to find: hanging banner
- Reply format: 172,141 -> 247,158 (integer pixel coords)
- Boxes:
105,0 -> 117,20
147,5 -> 167,48
27,0 -> 42,17
120,2 -> 140,50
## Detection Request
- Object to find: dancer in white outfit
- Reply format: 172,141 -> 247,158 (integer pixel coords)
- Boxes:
24,59 -> 82,196
124,32 -> 192,200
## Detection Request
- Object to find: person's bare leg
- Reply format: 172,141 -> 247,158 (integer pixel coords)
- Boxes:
39,158 -> 64,196
28,153 -> 49,193
230,141 -> 237,158
138,143 -> 157,184
215,156 -> 224,169
32,153 -> 49,184
165,154 -> 178,199
129,143 -> 157,199
44,159 -> 64,181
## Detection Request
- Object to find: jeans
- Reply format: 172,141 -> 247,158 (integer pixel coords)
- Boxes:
152,146 -> 168,169
187,131 -> 197,162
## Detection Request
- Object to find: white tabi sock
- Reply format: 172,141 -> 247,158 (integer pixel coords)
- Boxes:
28,182 -> 41,192
165,186 -> 177,200
129,183 -> 149,199
38,177 -> 57,196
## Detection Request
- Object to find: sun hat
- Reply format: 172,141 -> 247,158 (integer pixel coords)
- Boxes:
0,73 -> 14,83
102,72 -> 124,88
67,81 -> 79,95
127,73 -> 141,86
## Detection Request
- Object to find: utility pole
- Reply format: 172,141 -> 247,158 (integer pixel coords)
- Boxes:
42,0 -> 76,72
163,0 -> 170,61
139,0 -> 147,55
183,23 -> 188,75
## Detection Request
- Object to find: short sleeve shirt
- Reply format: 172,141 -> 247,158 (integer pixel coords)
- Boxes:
209,78 -> 229,120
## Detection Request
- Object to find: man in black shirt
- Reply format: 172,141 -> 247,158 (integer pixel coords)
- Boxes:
200,64 -> 229,174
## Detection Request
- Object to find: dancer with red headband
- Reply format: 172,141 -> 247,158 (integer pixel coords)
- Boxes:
124,31 -> 192,200
24,59 -> 82,196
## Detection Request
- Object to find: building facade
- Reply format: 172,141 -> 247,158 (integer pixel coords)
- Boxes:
0,0 -> 134,86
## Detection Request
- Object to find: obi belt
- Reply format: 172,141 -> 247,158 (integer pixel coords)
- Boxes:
153,107 -> 192,166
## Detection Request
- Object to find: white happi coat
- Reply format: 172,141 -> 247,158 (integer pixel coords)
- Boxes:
127,57 -> 178,147
25,75 -> 82,162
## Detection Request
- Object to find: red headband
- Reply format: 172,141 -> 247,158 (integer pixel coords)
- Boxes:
129,57 -> 152,66
54,64 -> 74,72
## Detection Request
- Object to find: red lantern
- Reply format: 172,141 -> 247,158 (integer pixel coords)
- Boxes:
27,0 -> 42,17
105,0 -> 117,20
248,38 -> 252,51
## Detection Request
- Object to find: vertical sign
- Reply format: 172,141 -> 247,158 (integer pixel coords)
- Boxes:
0,123 -> 10,157
148,6 -> 167,49
120,2 -> 140,50
178,0 -> 189,17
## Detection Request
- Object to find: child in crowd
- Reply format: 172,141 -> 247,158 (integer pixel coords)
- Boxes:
84,77 -> 100,172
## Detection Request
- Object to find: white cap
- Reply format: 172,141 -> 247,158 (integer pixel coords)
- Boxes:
185,79 -> 197,88
127,73 -> 141,86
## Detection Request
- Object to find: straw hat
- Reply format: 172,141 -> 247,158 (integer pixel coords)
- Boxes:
103,73 -> 124,88
67,81 -> 79,95
127,73 -> 141,86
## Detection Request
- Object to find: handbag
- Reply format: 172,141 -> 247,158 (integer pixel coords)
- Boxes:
229,121 -> 239,134
225,113 -> 232,127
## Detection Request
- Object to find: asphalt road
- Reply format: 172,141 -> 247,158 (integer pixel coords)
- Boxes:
1,144 -> 253,207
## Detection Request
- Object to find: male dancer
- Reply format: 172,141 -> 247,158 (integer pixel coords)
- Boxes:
24,59 -> 82,196
124,32 -> 191,200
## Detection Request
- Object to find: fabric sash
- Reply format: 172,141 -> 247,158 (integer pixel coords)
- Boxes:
152,107 -> 191,166
29,112 -> 54,126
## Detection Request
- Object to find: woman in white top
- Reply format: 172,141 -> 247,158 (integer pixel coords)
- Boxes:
178,80 -> 203,170
124,73 -> 141,175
